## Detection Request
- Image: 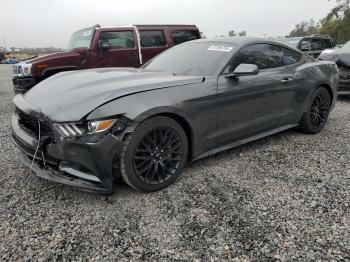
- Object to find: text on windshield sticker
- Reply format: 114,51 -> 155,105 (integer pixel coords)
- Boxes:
208,46 -> 233,52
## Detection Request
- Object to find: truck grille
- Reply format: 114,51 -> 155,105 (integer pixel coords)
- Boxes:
16,108 -> 53,137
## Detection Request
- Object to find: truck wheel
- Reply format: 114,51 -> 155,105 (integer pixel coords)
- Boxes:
120,116 -> 188,192
298,87 -> 331,134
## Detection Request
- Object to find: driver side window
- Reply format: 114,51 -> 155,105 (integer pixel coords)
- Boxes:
99,31 -> 134,49
226,44 -> 284,73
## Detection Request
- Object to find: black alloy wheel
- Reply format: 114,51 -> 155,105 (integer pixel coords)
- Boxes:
299,87 -> 331,134
120,116 -> 188,192
310,92 -> 330,129
134,127 -> 184,185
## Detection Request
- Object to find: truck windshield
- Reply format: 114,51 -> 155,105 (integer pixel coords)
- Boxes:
143,42 -> 232,76
68,28 -> 94,50
279,38 -> 301,48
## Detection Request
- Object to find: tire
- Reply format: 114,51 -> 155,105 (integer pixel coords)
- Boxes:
298,87 -> 331,134
120,116 -> 188,192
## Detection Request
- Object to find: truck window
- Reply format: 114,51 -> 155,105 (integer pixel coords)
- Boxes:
100,31 -> 134,48
310,39 -> 323,51
299,39 -> 311,51
139,31 -> 166,47
68,28 -> 95,50
171,30 -> 199,44
322,39 -> 333,49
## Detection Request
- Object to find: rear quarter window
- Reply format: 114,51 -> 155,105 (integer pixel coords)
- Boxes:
171,30 -> 199,44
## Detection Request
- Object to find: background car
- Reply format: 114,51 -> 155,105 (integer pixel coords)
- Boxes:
279,34 -> 336,58
11,37 -> 339,194
318,40 -> 350,96
12,24 -> 201,94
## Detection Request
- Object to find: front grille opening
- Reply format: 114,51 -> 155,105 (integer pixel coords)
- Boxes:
16,107 -> 54,137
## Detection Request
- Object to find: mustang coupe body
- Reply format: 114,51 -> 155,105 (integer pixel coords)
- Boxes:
11,37 -> 339,193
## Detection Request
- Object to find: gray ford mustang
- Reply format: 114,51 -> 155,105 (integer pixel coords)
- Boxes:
11,37 -> 339,194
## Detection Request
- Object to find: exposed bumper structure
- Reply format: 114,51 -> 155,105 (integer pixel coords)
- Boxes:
338,70 -> 350,95
338,80 -> 350,95
11,96 -> 124,194
12,77 -> 37,94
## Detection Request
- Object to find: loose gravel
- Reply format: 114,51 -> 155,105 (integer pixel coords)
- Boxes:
0,64 -> 349,261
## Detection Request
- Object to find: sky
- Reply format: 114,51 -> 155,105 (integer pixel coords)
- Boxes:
0,0 -> 338,49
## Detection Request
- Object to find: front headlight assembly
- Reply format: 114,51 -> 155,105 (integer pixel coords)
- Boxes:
13,63 -> 32,77
22,64 -> 33,76
54,119 -> 120,138
88,119 -> 116,134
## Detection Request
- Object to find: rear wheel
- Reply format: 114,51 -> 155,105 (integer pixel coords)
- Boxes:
120,116 -> 188,192
298,87 -> 331,134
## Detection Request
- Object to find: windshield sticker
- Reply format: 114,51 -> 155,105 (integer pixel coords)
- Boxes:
208,46 -> 233,52
82,30 -> 92,37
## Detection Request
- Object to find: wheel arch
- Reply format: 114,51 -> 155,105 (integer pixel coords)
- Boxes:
319,83 -> 334,103
303,82 -> 334,112
138,112 -> 194,160
41,66 -> 79,78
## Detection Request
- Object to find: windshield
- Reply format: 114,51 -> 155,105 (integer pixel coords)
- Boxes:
68,28 -> 95,50
279,38 -> 301,48
143,42 -> 233,76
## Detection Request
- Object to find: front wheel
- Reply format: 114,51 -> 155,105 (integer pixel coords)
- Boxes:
298,87 -> 331,134
120,116 -> 188,192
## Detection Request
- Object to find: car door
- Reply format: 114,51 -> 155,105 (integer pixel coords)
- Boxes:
139,30 -> 168,64
93,29 -> 140,68
217,43 -> 298,144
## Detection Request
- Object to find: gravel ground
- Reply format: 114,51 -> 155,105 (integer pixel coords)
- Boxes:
0,64 -> 349,261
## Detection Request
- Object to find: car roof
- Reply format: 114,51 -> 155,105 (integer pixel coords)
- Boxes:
190,36 -> 291,48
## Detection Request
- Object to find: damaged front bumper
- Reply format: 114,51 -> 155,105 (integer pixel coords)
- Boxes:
11,98 -> 125,194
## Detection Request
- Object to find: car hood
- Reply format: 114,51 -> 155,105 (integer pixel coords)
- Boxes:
24,68 -> 204,122
23,51 -> 71,64
319,48 -> 350,66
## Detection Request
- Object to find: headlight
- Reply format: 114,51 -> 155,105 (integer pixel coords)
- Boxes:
21,64 -> 32,76
88,119 -> 116,133
54,119 -> 117,138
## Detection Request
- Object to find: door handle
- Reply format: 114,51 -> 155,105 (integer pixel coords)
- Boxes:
281,78 -> 293,83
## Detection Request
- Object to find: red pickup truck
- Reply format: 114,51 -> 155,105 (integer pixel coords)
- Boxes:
12,24 -> 200,93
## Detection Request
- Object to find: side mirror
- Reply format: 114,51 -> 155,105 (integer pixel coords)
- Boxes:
226,63 -> 259,78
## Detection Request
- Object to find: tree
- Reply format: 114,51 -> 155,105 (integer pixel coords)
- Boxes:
238,31 -> 247,37
287,19 -> 320,37
287,1 -> 350,44
320,8 -> 350,44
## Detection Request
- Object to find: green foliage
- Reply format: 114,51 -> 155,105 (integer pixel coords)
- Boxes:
288,19 -> 320,37
319,9 -> 350,44
287,1 -> 350,44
